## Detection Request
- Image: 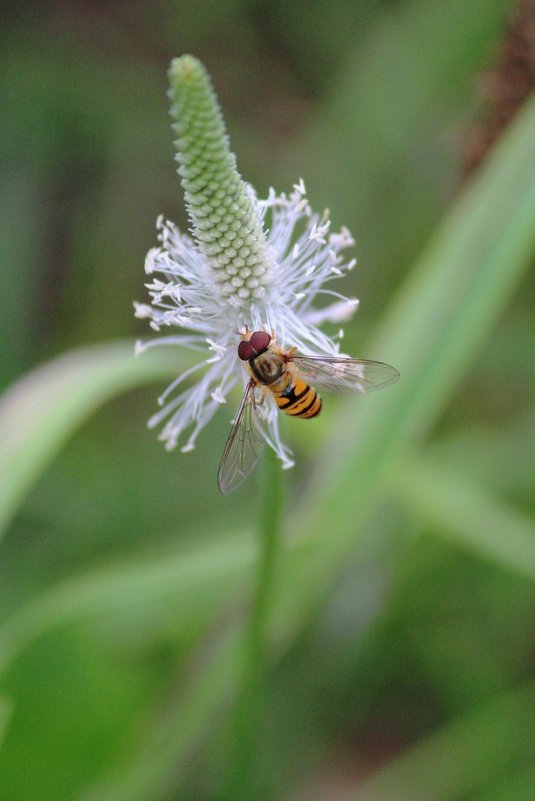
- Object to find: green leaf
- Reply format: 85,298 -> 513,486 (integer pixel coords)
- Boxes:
391,452 -> 535,580
0,505 -> 307,689
0,341 -> 189,539
0,533 -> 255,679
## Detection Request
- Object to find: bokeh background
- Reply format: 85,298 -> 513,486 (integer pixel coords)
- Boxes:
1,1 -> 534,800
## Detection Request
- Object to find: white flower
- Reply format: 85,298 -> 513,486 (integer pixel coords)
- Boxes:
135,180 -> 358,468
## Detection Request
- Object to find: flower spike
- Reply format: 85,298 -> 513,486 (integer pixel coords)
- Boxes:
168,56 -> 272,302
136,56 -> 360,469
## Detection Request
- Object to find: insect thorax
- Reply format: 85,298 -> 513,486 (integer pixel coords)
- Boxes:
250,350 -> 286,385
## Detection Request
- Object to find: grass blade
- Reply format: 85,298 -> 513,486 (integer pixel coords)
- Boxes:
392,452 -> 535,580
0,340 -> 187,538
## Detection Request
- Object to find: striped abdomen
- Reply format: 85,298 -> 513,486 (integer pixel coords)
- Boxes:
248,348 -> 321,419
273,376 -> 322,418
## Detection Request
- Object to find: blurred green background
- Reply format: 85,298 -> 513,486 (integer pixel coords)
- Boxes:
1,1 -> 535,800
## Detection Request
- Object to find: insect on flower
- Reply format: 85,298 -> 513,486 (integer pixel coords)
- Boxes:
135,56 -> 401,495
218,329 -> 399,494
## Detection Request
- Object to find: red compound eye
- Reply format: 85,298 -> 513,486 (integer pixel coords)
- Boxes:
238,340 -> 255,361
249,331 -> 271,353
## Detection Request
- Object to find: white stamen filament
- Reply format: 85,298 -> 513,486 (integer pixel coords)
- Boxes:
137,183 -> 358,468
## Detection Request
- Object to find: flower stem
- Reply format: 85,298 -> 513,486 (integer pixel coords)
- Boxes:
226,447 -> 284,799
249,444 -> 284,674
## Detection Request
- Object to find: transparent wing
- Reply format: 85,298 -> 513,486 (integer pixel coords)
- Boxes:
289,355 -> 400,394
217,380 -> 266,495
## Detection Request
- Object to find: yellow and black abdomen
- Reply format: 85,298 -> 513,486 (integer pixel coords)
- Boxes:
274,377 -> 322,418
248,349 -> 321,418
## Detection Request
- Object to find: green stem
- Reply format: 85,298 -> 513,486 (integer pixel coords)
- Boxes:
226,447 -> 284,799
250,445 -> 285,665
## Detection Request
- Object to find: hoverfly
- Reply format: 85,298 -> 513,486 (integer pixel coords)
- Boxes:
217,330 -> 399,494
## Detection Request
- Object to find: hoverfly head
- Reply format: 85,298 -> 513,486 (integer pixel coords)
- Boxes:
237,330 -> 271,361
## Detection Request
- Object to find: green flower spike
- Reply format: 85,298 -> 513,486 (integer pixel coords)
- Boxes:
168,55 -> 272,302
